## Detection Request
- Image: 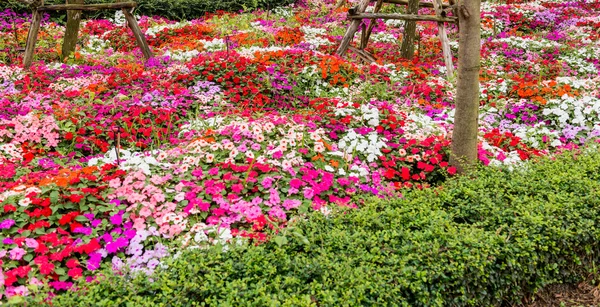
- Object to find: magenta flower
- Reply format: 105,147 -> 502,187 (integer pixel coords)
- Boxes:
0,219 -> 15,229
110,212 -> 123,225
289,178 -> 303,189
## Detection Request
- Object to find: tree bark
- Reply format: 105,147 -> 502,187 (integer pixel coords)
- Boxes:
450,0 -> 481,173
336,0 -> 371,56
61,0 -> 84,60
23,7 -> 43,68
400,0 -> 418,59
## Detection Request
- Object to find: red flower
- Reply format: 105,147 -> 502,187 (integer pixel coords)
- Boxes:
66,258 -> 80,269
68,267 -> 83,279
64,132 -> 74,140
447,167 -> 457,175
69,194 -> 84,203
401,167 -> 411,181
39,262 -> 55,275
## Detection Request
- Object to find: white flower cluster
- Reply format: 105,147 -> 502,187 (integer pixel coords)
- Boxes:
0,143 -> 22,162
81,36 -> 111,55
542,95 -> 600,140
199,38 -> 226,52
164,49 -> 200,62
301,26 -> 333,48
403,113 -> 449,139
370,32 -> 397,43
145,21 -> 190,38
88,148 -> 168,175
491,36 -> 561,51
179,224 -> 243,252
338,130 -> 386,163
559,54 -> 599,75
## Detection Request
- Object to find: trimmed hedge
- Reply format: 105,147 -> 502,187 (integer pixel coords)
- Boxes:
0,0 -> 295,20
49,149 -> 600,306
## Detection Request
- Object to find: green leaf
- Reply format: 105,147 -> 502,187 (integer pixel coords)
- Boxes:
273,236 -> 287,247
50,190 -> 60,204
23,254 -> 33,262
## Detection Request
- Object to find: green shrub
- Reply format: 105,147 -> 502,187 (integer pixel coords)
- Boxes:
0,0 -> 295,20
49,149 -> 600,306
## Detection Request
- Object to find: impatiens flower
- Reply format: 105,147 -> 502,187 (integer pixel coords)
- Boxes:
49,281 -> 73,291
289,178 -> 303,189
282,199 -> 301,210
9,247 -> 26,260
67,267 -> 83,279
0,219 -> 15,229
24,239 -> 38,249
110,212 -> 123,225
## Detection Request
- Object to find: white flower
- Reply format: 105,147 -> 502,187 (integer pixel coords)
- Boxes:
18,197 -> 31,207
206,153 -> 215,163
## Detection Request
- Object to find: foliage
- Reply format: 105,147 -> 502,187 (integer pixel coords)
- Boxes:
0,0 -> 296,21
49,149 -> 600,306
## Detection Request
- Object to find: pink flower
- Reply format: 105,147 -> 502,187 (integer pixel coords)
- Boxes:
109,178 -> 121,188
303,187 -> 314,199
268,206 -> 286,220
9,247 -> 26,260
208,167 -> 219,176
261,177 -> 274,189
269,189 -> 281,205
282,199 -> 301,210
25,238 -> 39,249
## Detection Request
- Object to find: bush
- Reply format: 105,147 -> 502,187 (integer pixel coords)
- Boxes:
49,149 -> 600,306
0,0 -> 295,20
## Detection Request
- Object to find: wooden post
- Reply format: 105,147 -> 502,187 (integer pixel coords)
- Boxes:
336,0 -> 371,56
433,0 -> 454,78
361,0 -> 384,50
23,2 -> 43,68
62,0 -> 84,60
117,0 -> 153,60
400,0 -> 418,59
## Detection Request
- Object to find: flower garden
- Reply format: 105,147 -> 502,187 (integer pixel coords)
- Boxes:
1,0 -> 600,302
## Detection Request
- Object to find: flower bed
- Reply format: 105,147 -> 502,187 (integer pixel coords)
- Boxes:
1,0 -> 600,301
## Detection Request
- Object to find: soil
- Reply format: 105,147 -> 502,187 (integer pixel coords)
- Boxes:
523,279 -> 600,307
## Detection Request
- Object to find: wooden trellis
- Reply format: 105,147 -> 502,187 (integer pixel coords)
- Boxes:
336,0 -> 456,78
21,0 -> 153,68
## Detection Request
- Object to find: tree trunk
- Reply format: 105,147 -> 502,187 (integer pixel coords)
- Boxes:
400,0 -> 418,59
450,0 -> 481,173
61,0 -> 84,60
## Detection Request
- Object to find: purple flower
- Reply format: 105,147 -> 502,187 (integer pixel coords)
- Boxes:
110,213 -> 123,225
73,227 -> 92,236
106,237 -> 128,253
87,252 -> 103,270
0,219 -> 15,229
3,238 -> 14,245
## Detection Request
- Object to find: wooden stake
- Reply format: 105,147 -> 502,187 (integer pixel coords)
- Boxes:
118,0 -> 153,60
361,0 -> 384,50
350,13 -> 457,23
38,2 -> 137,11
433,0 -> 454,79
336,0 -> 371,56
61,0 -> 84,60
23,3 -> 43,69
378,0 -> 450,8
